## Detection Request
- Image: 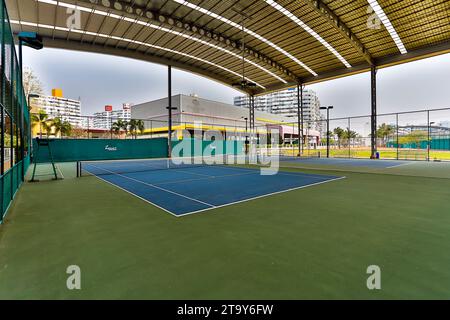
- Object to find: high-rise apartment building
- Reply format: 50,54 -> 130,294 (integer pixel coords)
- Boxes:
30,88 -> 82,127
91,103 -> 132,129
234,88 -> 324,132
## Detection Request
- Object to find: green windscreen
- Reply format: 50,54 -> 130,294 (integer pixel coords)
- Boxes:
32,138 -> 169,163
32,138 -> 245,163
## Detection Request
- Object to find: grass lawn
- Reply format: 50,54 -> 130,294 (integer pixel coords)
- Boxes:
0,162 -> 450,299
281,147 -> 450,161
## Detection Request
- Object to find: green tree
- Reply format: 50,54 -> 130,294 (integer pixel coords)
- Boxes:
399,131 -> 427,148
23,67 -> 44,98
61,121 -> 72,137
31,109 -> 50,138
343,128 -> 358,147
50,117 -> 64,137
112,120 -> 128,138
333,127 -> 345,149
377,123 -> 396,146
128,119 -> 145,139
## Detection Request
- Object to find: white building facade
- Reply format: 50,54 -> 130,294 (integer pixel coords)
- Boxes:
131,94 -> 321,144
32,95 -> 82,127
91,104 -> 132,129
234,88 -> 324,133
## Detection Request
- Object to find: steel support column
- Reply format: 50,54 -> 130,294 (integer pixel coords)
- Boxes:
19,41 -> 25,181
326,108 -> 330,158
296,83 -> 301,156
167,65 -> 172,158
250,95 -> 255,131
300,84 -> 304,155
370,66 -> 377,159
427,110 -> 430,161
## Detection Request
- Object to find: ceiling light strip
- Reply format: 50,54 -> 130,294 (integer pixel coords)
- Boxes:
263,0 -> 351,68
172,0 -> 317,76
36,0 -> 286,83
10,19 -> 265,89
367,0 -> 407,54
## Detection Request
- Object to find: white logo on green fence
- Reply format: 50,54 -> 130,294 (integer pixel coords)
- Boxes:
105,145 -> 118,151
66,265 -> 81,290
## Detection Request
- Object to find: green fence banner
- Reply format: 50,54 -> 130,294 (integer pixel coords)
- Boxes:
32,138 -> 169,163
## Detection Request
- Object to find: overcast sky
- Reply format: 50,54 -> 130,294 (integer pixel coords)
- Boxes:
23,47 -> 449,118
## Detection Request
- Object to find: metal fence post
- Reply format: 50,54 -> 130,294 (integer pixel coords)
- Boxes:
0,2 -> 4,219
348,117 -> 351,158
10,43 -> 14,200
0,2 -> 4,177
427,110 -> 430,161
396,113 -> 399,160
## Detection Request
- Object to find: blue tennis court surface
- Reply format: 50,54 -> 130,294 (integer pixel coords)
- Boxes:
280,157 -> 411,168
82,162 -> 344,217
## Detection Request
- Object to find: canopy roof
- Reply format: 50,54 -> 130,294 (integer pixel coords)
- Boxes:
7,0 -> 450,94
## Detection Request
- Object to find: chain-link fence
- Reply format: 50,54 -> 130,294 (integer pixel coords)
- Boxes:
292,108 -> 450,161
1,1 -> 31,221
30,107 -> 450,162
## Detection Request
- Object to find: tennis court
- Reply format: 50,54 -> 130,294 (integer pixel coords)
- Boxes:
279,156 -> 412,169
80,158 -> 344,216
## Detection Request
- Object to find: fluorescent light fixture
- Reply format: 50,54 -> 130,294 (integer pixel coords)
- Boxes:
263,0 -> 351,68
10,19 -> 265,89
367,0 -> 407,54
172,0 -> 317,76
36,0 -> 285,84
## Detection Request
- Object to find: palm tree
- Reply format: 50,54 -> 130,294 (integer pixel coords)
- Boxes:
343,128 -> 358,147
333,127 -> 345,149
377,123 -> 396,147
128,119 -> 138,139
137,120 -> 145,136
31,109 -> 49,138
128,119 -> 145,139
61,121 -> 72,137
112,120 -> 128,139
51,117 -> 64,137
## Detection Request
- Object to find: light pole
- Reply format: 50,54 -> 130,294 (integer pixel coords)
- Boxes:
28,94 -> 40,111
241,117 -> 248,134
27,94 -> 40,162
320,106 -> 334,158
428,121 -> 435,161
241,116 -> 249,155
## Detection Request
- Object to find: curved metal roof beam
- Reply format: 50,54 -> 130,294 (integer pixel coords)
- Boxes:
302,0 -> 374,66
11,19 -> 266,89
36,0 -> 287,84
263,0 -> 351,68
172,0 -> 318,76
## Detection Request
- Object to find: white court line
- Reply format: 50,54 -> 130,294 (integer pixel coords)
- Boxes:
84,164 -> 215,208
385,162 -> 415,169
174,165 -> 337,179
87,173 -> 179,217
83,164 -> 346,218
155,171 -> 257,186
175,169 -> 215,178
176,176 -> 347,217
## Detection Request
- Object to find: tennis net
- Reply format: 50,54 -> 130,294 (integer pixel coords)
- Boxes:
77,156 -> 247,177
77,154 -> 321,177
